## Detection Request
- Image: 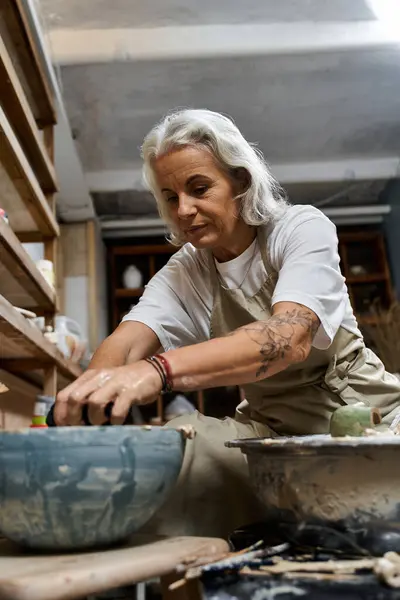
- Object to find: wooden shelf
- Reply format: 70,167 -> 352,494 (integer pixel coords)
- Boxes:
339,231 -> 382,243
357,315 -> 382,326
0,2 -> 77,422
0,218 -> 55,311
0,0 -> 56,127
116,287 -> 145,298
338,230 -> 394,325
113,244 -> 175,256
0,368 -> 41,397
346,274 -> 386,285
0,294 -> 81,383
0,105 -> 59,236
0,35 -> 57,193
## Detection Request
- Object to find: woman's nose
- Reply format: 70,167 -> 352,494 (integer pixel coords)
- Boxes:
177,194 -> 197,218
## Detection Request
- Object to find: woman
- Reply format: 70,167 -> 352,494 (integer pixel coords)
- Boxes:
55,109 -> 400,537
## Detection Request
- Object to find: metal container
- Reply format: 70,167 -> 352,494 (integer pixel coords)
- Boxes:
226,435 -> 400,530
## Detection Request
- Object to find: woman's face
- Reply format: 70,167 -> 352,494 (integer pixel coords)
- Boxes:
153,146 -> 246,253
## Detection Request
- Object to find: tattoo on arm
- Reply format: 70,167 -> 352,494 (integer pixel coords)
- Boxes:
232,308 -> 320,379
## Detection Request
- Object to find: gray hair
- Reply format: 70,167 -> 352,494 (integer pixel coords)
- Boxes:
141,109 -> 289,245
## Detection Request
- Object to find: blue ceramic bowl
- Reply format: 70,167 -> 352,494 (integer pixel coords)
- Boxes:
0,426 -> 185,550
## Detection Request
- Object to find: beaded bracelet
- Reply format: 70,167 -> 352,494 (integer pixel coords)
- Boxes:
145,354 -> 173,394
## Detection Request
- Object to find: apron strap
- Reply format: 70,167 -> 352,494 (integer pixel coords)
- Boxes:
256,225 -> 276,276
207,249 -> 221,297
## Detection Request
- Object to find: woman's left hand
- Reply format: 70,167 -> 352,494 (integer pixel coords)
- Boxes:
54,360 -> 162,426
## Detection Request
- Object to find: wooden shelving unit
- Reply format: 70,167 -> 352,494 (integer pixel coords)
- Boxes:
0,0 -> 56,126
108,243 -> 176,330
0,218 -> 55,311
338,230 -> 394,326
0,295 -> 81,388
115,287 -> 145,298
0,105 -> 59,236
0,0 -> 80,411
0,34 -> 57,192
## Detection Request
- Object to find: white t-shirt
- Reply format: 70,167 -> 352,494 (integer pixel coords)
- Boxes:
122,205 -> 361,351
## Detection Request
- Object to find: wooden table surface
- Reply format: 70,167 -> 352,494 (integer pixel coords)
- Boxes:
0,535 -> 229,600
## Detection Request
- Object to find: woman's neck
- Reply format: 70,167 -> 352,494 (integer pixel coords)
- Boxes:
212,224 -> 257,263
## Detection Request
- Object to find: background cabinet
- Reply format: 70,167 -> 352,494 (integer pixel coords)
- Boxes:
337,230 -> 394,325
108,242 -> 176,331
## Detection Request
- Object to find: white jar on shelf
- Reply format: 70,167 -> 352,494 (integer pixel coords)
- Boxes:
122,265 -> 143,288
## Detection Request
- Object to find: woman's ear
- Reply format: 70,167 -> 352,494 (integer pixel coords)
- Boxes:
232,167 -> 251,194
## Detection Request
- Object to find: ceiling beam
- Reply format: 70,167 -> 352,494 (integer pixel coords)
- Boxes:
273,157 -> 400,184
48,21 -> 400,65
85,168 -> 145,193
100,206 -> 391,238
100,205 -> 391,230
86,156 -> 400,194
101,215 -> 387,239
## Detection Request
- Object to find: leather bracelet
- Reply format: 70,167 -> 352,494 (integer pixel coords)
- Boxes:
144,357 -> 167,391
154,354 -> 173,393
145,356 -> 174,394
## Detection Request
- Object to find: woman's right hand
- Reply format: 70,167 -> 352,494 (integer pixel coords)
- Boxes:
54,360 -> 163,426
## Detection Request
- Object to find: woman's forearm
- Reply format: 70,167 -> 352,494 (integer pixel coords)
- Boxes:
163,303 -> 319,391
88,321 -> 161,369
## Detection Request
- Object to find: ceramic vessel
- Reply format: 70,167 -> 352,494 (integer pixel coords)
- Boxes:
0,426 -> 184,550
122,265 -> 143,289
227,435 -> 400,532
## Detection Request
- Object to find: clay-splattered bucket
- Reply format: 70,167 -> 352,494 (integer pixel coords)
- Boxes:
226,435 -> 400,536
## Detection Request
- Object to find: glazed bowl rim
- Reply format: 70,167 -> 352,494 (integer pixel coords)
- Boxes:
0,425 -> 179,434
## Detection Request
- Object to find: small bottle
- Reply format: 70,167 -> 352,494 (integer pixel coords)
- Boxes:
30,395 -> 54,428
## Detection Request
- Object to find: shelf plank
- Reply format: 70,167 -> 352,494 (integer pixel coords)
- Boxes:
0,218 -> 55,310
0,368 -> 40,398
339,231 -> 381,243
0,35 -> 57,193
116,288 -> 144,298
346,274 -> 387,285
0,105 -> 59,236
357,315 -> 383,326
0,365 -> 71,396
0,0 -> 56,127
0,295 -> 81,383
113,245 -> 176,256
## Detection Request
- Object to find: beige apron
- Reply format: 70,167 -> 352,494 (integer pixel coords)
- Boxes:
141,227 -> 400,538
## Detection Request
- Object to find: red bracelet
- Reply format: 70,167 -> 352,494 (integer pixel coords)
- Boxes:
154,354 -> 174,393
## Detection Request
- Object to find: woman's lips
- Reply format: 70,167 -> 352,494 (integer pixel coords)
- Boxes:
186,224 -> 208,235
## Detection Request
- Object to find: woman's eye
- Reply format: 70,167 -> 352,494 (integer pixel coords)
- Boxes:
194,186 -> 207,195
166,196 -> 178,203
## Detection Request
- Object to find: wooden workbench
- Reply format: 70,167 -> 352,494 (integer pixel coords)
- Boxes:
0,535 -> 229,600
